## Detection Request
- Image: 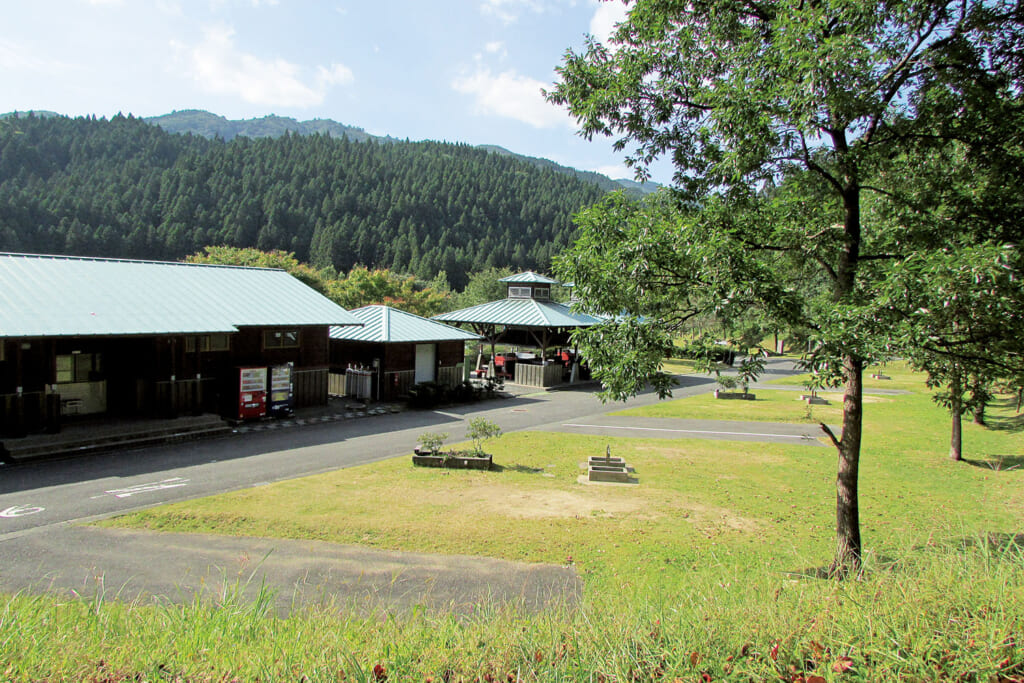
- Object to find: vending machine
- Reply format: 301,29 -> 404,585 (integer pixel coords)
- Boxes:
268,362 -> 294,417
237,367 -> 267,420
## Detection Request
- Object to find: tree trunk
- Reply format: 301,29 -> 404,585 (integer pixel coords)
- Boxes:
970,375 -> 987,426
833,354 -> 864,575
950,410 -> 963,461
950,370 -> 963,461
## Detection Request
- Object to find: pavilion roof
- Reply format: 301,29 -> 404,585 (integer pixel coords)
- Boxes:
433,297 -> 603,329
498,271 -> 559,285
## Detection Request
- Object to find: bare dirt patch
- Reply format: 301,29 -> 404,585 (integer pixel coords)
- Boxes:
420,483 -> 648,519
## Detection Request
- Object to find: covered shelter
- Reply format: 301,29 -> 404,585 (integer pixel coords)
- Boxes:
433,271 -> 603,387
329,305 -> 480,400
0,252 -> 362,437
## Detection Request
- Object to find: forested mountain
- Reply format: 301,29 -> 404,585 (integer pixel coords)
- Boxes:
476,145 -> 660,195
146,110 -> 377,143
0,113 -> 608,288
144,110 -> 658,195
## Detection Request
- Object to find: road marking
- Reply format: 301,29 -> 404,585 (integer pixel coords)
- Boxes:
0,504 -> 45,518
91,477 -> 190,499
560,423 -> 816,440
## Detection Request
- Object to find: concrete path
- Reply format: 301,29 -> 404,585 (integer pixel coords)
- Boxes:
1,526 -> 580,616
544,415 -> 833,445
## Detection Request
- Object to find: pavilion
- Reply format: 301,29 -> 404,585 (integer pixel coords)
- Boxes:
433,272 -> 603,387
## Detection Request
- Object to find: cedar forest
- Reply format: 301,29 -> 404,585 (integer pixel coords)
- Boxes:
0,113 -> 607,291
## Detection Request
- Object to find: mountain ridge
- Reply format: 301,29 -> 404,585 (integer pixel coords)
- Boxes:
144,110 -> 661,195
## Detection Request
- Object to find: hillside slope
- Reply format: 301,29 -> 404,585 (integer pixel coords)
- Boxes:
0,114 -> 605,288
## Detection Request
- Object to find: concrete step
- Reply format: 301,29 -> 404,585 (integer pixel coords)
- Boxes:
2,415 -> 232,462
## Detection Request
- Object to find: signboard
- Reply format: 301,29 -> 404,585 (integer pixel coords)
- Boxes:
238,367 -> 267,420
268,362 -> 294,417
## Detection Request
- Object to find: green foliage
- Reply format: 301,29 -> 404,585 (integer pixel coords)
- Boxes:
185,245 -> 331,294
327,266 -> 450,317
449,266 -> 514,309
549,0 -> 1024,571
466,417 -> 502,455
0,114 -> 605,288
416,431 -> 448,455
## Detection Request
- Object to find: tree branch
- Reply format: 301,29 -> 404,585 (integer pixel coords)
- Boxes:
820,422 -> 842,449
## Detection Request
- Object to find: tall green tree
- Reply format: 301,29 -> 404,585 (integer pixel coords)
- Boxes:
185,246 -> 331,295
547,0 -> 1023,573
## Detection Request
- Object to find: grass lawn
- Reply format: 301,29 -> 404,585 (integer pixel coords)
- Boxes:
3,363 -> 1022,681
610,387 -> 848,424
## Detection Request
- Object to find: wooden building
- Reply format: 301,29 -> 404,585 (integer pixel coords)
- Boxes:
0,253 -> 361,437
329,305 -> 480,400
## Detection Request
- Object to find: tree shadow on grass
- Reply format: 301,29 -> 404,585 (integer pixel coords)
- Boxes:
786,535 -> 1023,582
980,396 -> 1024,432
962,455 -> 1024,471
491,463 -> 546,474
959,532 -> 1024,554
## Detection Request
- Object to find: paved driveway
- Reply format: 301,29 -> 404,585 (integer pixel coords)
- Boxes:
2,526 -> 579,616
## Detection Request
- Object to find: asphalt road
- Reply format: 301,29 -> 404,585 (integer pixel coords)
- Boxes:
0,360 -> 816,612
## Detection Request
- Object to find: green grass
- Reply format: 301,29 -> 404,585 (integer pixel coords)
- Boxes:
3,364 -> 1023,681
610,387 -> 848,424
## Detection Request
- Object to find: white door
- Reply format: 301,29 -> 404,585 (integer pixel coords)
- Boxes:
414,344 -> 436,384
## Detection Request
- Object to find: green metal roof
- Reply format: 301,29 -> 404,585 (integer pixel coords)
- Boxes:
498,271 -> 559,284
0,252 -> 362,338
330,305 -> 480,343
433,298 -> 603,329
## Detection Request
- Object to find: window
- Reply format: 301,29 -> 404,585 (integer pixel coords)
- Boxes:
264,330 -> 300,349
206,334 -> 230,352
533,287 -> 550,300
186,335 -> 231,352
508,286 -> 532,299
56,353 -> 102,384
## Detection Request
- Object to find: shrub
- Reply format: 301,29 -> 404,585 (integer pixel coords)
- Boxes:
417,431 -> 448,455
466,417 -> 502,455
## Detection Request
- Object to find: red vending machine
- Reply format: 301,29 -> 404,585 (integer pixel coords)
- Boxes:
237,367 -> 267,420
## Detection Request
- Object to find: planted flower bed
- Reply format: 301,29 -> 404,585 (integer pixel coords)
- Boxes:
411,419 -> 502,471
411,450 -> 493,470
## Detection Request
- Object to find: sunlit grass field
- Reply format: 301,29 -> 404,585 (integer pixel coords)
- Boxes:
2,362 -> 1022,681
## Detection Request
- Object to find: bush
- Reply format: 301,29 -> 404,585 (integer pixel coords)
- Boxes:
417,431 -> 448,454
466,417 -> 502,455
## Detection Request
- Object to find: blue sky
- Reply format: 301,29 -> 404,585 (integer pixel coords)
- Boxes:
2,0 -> 672,185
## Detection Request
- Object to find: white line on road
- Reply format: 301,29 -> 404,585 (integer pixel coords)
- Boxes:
560,423 -> 817,439
90,477 -> 190,499
0,504 -> 45,518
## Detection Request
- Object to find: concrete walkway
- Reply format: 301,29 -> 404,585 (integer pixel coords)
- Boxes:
1,525 -> 580,616
544,415 -> 834,445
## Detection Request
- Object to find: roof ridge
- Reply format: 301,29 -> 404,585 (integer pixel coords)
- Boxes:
0,252 -> 285,273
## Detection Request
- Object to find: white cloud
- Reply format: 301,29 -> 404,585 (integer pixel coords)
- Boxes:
484,41 -> 505,54
317,63 -> 355,87
452,64 -> 571,129
174,25 -> 353,107
590,0 -> 629,44
0,39 -> 81,75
